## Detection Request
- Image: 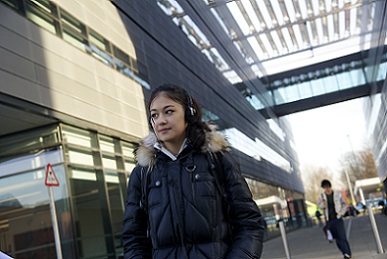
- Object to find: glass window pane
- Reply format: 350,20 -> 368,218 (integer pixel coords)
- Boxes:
30,0 -> 57,15
246,95 -> 264,110
102,155 -> 117,170
131,57 -> 138,73
323,75 -> 338,93
298,81 -> 313,99
99,136 -> 115,153
106,172 -> 125,256
122,143 -> 136,159
0,157 -> 74,258
285,84 -> 300,102
62,26 -> 90,53
89,29 -> 110,52
1,0 -> 22,10
91,45 -> 114,67
350,69 -> 366,85
69,167 -> 107,258
273,88 -> 286,104
0,125 -> 60,158
114,58 -> 134,78
137,60 -> 148,80
60,10 -> 88,52
61,10 -> 84,35
312,78 -> 326,96
62,126 -> 97,148
105,171 -> 119,183
69,168 -> 97,181
221,128 -> 291,173
337,72 -> 353,90
68,149 -> 94,166
377,61 -> 387,81
125,161 -> 135,173
113,46 -> 130,64
89,30 -> 113,67
26,3 -> 57,34
0,149 -> 63,177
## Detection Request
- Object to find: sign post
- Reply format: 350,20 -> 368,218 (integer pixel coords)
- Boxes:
45,163 -> 63,259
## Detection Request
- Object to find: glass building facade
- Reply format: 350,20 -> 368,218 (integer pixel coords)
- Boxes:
0,124 -> 137,258
0,124 -> 299,258
1,0 -> 385,258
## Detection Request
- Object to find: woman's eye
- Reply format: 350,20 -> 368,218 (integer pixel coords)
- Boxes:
165,110 -> 174,115
151,113 -> 158,119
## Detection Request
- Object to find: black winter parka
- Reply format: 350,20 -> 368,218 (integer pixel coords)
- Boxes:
122,130 -> 264,258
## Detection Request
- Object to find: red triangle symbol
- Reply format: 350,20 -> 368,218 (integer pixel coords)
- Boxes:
45,163 -> 59,186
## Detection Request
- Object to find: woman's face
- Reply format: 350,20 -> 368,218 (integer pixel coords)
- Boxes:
150,93 -> 187,152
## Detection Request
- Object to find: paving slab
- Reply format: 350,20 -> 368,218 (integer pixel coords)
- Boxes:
262,213 -> 387,259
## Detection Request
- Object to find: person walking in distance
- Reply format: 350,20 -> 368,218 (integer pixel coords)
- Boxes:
318,179 -> 352,259
122,83 -> 265,258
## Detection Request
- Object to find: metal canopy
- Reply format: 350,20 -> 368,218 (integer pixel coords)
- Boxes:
157,0 -> 386,112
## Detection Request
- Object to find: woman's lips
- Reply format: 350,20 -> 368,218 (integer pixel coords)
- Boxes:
158,128 -> 170,134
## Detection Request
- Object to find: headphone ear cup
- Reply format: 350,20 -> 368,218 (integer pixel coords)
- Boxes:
185,107 -> 196,122
149,116 -> 154,129
185,108 -> 191,121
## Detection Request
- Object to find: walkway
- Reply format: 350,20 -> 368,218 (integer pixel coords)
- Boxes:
262,213 -> 387,259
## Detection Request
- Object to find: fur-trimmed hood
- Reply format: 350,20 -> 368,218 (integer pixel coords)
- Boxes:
135,129 -> 229,167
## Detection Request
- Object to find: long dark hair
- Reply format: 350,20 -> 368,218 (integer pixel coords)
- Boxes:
148,83 -> 210,149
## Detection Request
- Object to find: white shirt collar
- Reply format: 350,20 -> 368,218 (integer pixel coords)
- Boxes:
154,138 -> 188,161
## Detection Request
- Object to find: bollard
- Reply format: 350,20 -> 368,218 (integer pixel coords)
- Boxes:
273,204 -> 292,259
278,219 -> 291,259
367,204 -> 385,254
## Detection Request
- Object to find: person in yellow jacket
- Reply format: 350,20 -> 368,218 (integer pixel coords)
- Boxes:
318,179 -> 352,259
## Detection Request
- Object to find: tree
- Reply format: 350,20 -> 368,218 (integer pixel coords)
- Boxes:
301,165 -> 332,204
339,147 -> 378,189
339,147 -> 378,204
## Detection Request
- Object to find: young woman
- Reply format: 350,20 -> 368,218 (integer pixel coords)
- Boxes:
122,83 -> 264,258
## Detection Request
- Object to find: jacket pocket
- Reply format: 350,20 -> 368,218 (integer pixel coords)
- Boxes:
193,172 -> 217,225
194,172 -> 216,198
148,178 -> 163,208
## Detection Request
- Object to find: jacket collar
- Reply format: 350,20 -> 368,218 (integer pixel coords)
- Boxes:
135,128 -> 229,167
154,138 -> 188,161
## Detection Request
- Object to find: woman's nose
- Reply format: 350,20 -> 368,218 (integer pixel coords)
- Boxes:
155,114 -> 167,125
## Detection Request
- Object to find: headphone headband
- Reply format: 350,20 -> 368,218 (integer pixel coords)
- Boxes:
185,91 -> 196,117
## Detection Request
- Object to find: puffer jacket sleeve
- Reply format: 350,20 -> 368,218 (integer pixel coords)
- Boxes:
221,152 -> 265,259
122,166 -> 152,259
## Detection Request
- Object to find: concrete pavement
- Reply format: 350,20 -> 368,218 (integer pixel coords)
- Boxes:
262,212 -> 387,259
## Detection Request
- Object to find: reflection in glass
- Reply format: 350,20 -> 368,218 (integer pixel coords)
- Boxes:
0,152 -> 75,258
99,136 -> 115,153
62,126 -> 95,148
26,3 -> 57,35
221,128 -> 291,173
69,167 -> 107,258
0,149 -> 63,177
298,81 -> 313,99
62,26 -> 90,53
285,84 -> 300,102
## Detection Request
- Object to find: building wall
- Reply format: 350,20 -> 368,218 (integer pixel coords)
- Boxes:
365,81 -> 387,190
363,0 -> 387,189
112,0 -> 304,193
0,1 -> 149,139
0,0 -> 303,192
0,0 -> 308,258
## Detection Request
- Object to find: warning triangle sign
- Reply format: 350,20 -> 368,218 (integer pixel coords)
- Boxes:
45,163 -> 60,187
